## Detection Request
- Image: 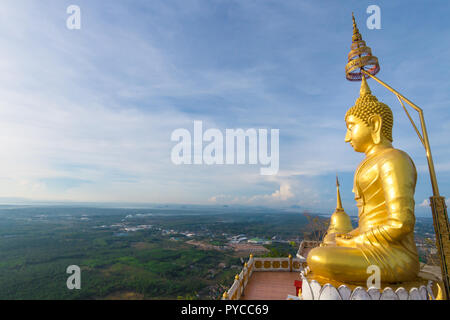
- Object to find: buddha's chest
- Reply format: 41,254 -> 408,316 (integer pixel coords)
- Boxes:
356,163 -> 381,197
354,153 -> 381,192
354,158 -> 387,224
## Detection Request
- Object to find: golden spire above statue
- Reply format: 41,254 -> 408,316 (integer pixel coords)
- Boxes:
345,13 -> 380,81
359,75 -> 371,95
351,13 -> 362,42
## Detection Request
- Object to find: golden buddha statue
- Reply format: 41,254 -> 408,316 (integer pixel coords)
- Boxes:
307,76 -> 420,283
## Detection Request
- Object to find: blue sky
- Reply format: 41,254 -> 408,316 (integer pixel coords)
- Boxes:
0,0 -> 449,216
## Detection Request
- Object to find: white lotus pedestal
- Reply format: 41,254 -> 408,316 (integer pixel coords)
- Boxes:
300,266 -> 443,300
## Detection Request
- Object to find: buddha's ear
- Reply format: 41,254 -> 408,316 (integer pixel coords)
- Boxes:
368,114 -> 382,144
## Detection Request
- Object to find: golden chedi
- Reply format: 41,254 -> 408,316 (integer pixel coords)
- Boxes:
307,76 -> 420,283
322,176 -> 353,246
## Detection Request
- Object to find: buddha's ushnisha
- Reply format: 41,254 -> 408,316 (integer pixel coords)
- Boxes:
307,77 -> 420,283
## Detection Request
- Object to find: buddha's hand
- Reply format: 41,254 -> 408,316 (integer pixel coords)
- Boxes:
335,233 -> 354,247
336,233 -> 353,239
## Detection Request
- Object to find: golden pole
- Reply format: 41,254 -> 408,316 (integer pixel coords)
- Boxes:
361,69 -> 440,195
361,68 -> 450,299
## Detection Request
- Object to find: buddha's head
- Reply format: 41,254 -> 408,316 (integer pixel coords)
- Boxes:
345,76 -> 393,153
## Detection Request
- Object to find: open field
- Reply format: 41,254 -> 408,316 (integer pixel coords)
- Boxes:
0,205 -> 437,299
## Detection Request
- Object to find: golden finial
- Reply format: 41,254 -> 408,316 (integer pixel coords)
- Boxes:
336,175 -> 343,211
351,12 -> 362,43
244,262 -> 248,268
288,254 -> 292,259
360,75 -> 372,96
249,253 -> 253,259
346,13 -> 380,81
223,291 -> 228,299
235,274 -> 240,281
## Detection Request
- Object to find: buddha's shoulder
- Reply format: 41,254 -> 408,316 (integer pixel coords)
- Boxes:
374,148 -> 415,169
381,148 -> 413,160
360,148 -> 414,170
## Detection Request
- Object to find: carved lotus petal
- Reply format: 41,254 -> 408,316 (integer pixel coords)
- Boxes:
319,284 -> 342,300
409,287 -> 421,300
380,287 -> 398,300
419,285 -> 428,300
350,286 -> 371,300
309,280 -> 322,300
395,287 -> 408,300
301,278 -> 314,300
338,285 -> 352,300
367,287 -> 381,300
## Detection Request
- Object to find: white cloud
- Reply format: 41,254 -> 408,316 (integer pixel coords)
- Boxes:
419,199 -> 430,207
419,198 -> 450,208
208,173 -> 326,210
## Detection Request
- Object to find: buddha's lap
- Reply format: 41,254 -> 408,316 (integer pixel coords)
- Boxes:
307,243 -> 419,282
308,246 -> 370,270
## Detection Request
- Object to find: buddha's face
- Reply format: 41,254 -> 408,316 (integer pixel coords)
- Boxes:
345,115 -> 373,153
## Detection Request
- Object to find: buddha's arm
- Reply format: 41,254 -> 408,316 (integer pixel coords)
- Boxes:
349,153 -> 417,246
